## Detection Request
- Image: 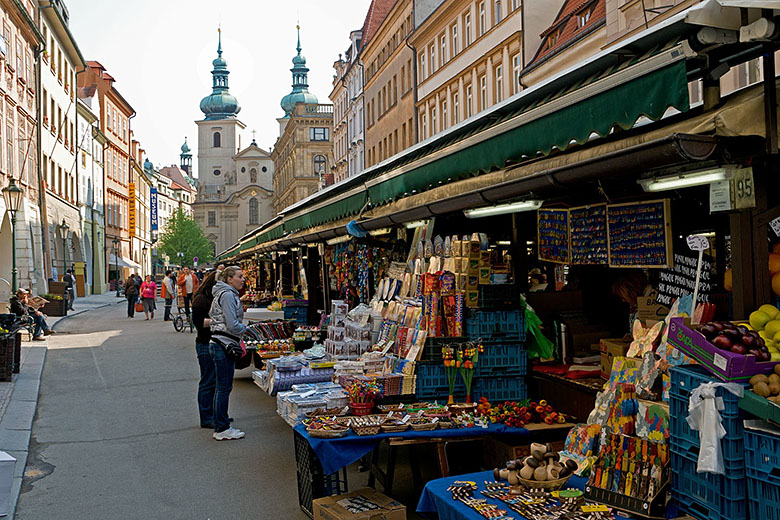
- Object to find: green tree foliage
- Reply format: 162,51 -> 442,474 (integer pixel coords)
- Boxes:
158,209 -> 213,266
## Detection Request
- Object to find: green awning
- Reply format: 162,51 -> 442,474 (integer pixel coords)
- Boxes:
283,190 -> 367,234
368,61 -> 690,205
255,223 -> 284,246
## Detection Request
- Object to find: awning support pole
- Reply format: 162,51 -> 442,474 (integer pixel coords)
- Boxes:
762,43 -> 778,154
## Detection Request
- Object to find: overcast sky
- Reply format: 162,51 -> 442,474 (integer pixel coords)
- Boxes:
67,0 -> 371,176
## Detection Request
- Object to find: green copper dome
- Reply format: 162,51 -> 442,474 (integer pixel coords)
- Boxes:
181,137 -> 191,154
200,29 -> 241,120
280,26 -> 318,117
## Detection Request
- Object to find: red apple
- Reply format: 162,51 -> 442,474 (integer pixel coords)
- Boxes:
713,335 -> 733,350
730,344 -> 747,355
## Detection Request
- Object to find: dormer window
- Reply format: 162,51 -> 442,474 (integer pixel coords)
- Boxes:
547,28 -> 561,48
578,5 -> 594,28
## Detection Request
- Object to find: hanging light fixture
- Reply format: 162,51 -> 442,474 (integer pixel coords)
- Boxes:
638,167 -> 733,192
464,200 -> 543,218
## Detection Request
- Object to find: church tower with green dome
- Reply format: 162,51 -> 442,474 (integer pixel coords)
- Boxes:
179,137 -> 192,175
280,26 -> 319,119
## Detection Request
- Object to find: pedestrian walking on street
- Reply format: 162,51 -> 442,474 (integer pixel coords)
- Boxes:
196,268 -> 205,282
63,269 -> 75,310
140,275 -> 157,320
208,266 -> 247,440
10,289 -> 54,340
191,271 -> 219,429
125,274 -> 139,318
178,266 -> 199,317
162,270 -> 177,321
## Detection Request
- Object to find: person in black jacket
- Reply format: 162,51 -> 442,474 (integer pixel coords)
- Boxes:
10,289 -> 53,340
191,271 -> 219,429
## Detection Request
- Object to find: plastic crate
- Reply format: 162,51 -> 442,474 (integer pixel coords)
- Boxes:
669,394 -> 744,473
670,365 -> 745,407
747,476 -> 780,520
419,337 -> 469,363
670,449 -> 747,520
415,363 -> 465,400
478,285 -> 520,308
294,428 -> 348,518
473,376 -> 527,402
475,345 -> 526,377
465,309 -> 525,342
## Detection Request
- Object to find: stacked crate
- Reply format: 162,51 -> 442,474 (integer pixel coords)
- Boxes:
669,365 -> 747,520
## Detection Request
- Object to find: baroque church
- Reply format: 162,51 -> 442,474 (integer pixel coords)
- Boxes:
192,29 -> 275,257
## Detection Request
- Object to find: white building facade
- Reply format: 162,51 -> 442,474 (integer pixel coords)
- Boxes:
330,29 -> 365,184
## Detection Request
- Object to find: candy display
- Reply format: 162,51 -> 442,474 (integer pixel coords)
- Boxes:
345,379 -> 382,415
538,209 -> 571,264
607,199 -> 671,268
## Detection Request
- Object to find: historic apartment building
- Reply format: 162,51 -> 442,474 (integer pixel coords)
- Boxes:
38,0 -> 85,284
329,27 -> 364,184
77,61 -> 136,282
272,29 -> 333,215
0,0 -> 45,300
363,0 -> 415,168
76,92 -> 107,295
410,0 -> 559,142
193,30 -> 275,257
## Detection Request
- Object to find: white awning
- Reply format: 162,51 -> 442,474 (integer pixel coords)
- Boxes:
109,254 -> 141,270
687,0 -> 780,30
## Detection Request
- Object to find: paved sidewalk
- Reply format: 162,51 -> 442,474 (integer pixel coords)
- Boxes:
49,291 -> 124,329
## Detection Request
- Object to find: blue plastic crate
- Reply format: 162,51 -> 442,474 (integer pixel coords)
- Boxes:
669,394 -> 744,472
473,376 -> 526,402
415,363 -> 465,400
475,345 -> 526,377
669,365 -> 744,408
671,449 -> 747,520
465,310 -> 525,342
745,426 -> 780,520
747,476 -> 780,520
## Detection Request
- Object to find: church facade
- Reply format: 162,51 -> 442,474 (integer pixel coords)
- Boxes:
192,30 -> 275,258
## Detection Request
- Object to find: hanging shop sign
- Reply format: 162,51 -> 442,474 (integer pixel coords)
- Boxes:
150,187 -> 158,232
128,182 -> 136,238
709,167 -> 755,212
655,252 -> 712,307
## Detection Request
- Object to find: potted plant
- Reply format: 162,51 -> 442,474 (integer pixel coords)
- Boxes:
39,294 -> 66,317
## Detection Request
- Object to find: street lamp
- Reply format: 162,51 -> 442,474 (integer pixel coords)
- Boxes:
142,246 -> 148,276
112,237 -> 120,297
58,219 -> 69,281
2,177 -> 23,291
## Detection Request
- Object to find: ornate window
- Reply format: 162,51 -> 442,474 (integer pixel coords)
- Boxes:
314,155 -> 327,175
213,132 -> 221,148
213,169 -> 221,176
249,197 -> 258,225
208,211 -> 216,227
250,168 -> 257,183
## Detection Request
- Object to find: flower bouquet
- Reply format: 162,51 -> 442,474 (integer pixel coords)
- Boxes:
442,345 -> 459,405
458,342 -> 482,404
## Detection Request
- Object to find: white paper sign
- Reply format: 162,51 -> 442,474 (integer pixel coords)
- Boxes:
709,181 -> 732,212
686,235 -> 709,251
771,216 -> 780,237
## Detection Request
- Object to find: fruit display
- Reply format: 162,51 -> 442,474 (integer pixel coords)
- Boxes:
492,442 -> 577,486
748,364 -> 780,404
699,316 -> 774,361
748,304 -> 780,361
477,398 -> 568,427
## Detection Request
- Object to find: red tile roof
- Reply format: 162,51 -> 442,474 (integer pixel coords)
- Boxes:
160,165 -> 194,193
528,0 -> 605,69
360,0 -> 396,49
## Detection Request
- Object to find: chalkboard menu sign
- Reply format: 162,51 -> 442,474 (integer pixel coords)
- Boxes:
655,252 -> 713,307
538,209 -> 570,264
607,199 -> 672,268
569,204 -> 608,265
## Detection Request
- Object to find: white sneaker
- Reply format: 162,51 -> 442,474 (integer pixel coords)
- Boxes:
213,427 -> 245,441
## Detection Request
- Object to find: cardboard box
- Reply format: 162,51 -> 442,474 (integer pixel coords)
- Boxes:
479,251 -> 491,266
483,438 -> 566,470
600,338 -> 631,379
478,267 -> 491,285
451,240 -> 463,257
637,290 -> 669,324
466,290 -> 479,308
314,488 -> 407,520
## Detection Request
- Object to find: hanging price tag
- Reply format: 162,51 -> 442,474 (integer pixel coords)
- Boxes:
581,504 -> 610,512
686,235 -> 709,251
770,216 -> 780,237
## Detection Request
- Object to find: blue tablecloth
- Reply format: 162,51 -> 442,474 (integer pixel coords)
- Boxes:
417,471 -> 636,520
295,423 -> 529,476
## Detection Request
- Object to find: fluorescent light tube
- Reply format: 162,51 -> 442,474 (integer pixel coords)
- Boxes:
326,235 -> 351,246
404,220 -> 429,229
638,168 -> 732,192
464,200 -> 543,218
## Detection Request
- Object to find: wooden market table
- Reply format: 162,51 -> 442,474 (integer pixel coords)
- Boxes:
367,422 -> 576,495
528,371 -> 603,421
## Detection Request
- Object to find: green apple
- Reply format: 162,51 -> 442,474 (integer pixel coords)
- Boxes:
767,320 -> 780,338
751,311 -> 772,331
759,304 -> 780,320
772,352 -> 780,362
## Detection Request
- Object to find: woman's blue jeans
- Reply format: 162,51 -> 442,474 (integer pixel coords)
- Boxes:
209,342 -> 235,433
196,342 -> 215,427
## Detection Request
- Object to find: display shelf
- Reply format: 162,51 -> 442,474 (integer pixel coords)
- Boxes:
537,208 -> 571,264
607,198 -> 672,268
569,203 -> 608,265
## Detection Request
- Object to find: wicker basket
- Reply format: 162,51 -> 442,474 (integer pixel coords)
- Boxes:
437,421 -> 455,429
306,427 -> 348,438
517,474 -> 572,491
448,403 -> 478,414
409,419 -> 438,431
305,407 -> 348,418
378,404 -> 406,413
380,420 -> 409,433
346,416 -> 383,436
352,424 -> 380,436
